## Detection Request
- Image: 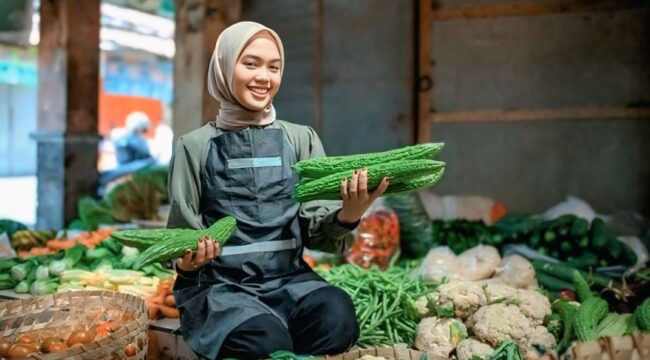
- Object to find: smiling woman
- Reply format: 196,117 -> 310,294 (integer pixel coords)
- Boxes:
232,31 -> 282,111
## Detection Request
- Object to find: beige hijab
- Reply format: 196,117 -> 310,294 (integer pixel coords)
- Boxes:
207,21 -> 284,130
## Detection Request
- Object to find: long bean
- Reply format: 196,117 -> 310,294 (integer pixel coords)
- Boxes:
315,264 -> 438,347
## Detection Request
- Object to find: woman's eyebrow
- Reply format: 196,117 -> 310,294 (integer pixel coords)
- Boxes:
241,54 -> 281,62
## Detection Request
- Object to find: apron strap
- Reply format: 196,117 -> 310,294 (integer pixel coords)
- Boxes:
220,239 -> 297,256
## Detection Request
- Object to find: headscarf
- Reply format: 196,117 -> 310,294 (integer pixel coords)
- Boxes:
207,21 -> 284,130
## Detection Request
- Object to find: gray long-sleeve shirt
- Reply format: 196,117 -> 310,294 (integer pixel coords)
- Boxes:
166,120 -> 354,254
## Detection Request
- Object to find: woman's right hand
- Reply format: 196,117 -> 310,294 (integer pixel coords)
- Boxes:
177,236 -> 221,272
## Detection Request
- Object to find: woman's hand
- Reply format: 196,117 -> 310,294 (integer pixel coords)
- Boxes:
177,236 -> 221,272
337,168 -> 390,224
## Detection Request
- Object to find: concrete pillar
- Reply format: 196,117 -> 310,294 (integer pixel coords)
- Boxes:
33,0 -> 101,229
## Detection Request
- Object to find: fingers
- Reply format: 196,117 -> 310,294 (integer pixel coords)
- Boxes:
194,236 -> 206,265
358,168 -> 368,201
340,178 -> 349,201
214,242 -> 221,257
205,236 -> 215,261
349,169 -> 359,201
371,177 -> 390,199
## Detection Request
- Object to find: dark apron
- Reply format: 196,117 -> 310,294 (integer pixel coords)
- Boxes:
173,123 -> 328,359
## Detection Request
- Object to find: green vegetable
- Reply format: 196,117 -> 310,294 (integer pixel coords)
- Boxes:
29,278 -> 59,295
572,271 -> 593,302
635,297 -> 650,332
294,159 -> 445,202
111,228 -> 196,250
292,143 -> 444,179
435,301 -> 455,318
86,247 -> 113,260
0,273 -> 17,290
269,350 -> 314,360
590,218 -> 607,249
10,260 -> 37,281
35,265 -> 50,280
0,258 -> 20,271
63,243 -> 86,268
449,321 -> 468,346
545,313 -> 562,340
141,263 -> 174,279
48,260 -> 67,276
536,272 -> 575,292
121,246 -> 140,257
596,313 -> 631,337
531,260 -> 611,288
552,301 -> 578,351
570,218 -> 589,237
575,297 -> 609,342
14,279 -> 33,294
489,340 -> 524,360
315,263 -> 437,347
377,171 -> 445,194
133,216 -> 237,269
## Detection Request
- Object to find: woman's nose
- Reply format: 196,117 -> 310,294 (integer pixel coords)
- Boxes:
254,70 -> 270,83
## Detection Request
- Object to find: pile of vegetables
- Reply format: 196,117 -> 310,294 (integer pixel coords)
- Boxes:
315,264 -> 437,347
0,236 -> 174,297
145,277 -> 180,320
293,143 -> 446,202
70,167 -> 169,231
111,215 -> 237,268
389,198 -> 639,268
552,272 -> 650,351
0,311 -> 141,359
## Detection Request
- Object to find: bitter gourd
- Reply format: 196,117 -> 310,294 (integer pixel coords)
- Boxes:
293,159 -> 445,202
132,216 -> 237,269
293,143 -> 444,179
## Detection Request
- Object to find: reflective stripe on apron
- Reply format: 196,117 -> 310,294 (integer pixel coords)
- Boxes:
173,123 -> 327,359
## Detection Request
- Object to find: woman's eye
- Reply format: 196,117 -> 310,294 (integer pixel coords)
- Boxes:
270,66 -> 280,72
244,62 -> 256,67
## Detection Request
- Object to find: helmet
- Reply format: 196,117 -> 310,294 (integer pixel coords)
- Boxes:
125,111 -> 151,133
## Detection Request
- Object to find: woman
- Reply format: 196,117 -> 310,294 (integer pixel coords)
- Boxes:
168,21 -> 389,359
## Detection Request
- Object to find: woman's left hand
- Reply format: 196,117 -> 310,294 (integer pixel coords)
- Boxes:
337,168 -> 390,224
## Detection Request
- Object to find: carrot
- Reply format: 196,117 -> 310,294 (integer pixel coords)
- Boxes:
159,304 -> 179,319
164,294 -> 176,307
46,239 -> 76,251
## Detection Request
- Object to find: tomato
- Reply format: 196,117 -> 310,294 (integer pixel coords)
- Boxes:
124,343 -> 137,357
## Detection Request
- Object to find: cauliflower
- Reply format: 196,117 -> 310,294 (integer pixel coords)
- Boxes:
455,338 -> 494,360
457,245 -> 501,281
467,303 -> 532,346
415,317 -> 468,357
517,326 -> 557,360
427,281 -> 512,319
511,289 -> 552,326
493,254 -> 537,289
413,292 -> 436,318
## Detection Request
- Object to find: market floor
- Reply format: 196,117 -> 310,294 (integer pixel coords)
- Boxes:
0,176 -> 36,227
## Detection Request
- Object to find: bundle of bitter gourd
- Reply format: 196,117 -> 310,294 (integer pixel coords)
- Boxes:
293,143 -> 446,202
111,216 -> 237,269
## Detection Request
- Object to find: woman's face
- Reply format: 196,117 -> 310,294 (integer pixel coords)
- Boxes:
233,35 -> 282,111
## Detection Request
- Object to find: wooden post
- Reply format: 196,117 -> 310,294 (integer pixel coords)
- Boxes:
416,0 -> 433,144
33,0 -> 101,229
173,0 -> 241,139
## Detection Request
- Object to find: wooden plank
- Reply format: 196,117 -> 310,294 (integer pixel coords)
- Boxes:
430,107 -> 650,123
416,0 -> 433,143
431,0 -> 650,21
173,0 -> 241,140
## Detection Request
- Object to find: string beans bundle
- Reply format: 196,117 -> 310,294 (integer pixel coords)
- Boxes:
315,264 -> 437,347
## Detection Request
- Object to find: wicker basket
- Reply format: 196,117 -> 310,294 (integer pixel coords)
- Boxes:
0,291 -> 150,360
312,345 -> 448,360
563,334 -> 650,360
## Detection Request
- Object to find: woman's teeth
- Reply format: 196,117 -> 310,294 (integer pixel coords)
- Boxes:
249,87 -> 269,95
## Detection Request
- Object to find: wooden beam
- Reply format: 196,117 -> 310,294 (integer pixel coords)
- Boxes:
173,0 -> 241,140
430,107 -> 650,123
431,0 -> 650,21
416,0 -> 433,143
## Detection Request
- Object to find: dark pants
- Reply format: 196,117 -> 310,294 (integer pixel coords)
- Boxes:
217,286 -> 359,360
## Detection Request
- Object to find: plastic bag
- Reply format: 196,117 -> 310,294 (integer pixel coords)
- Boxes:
418,246 -> 463,282
384,193 -> 433,258
346,199 -> 400,270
